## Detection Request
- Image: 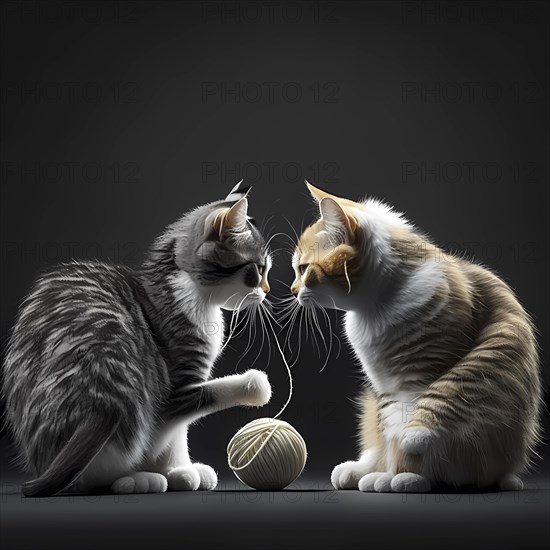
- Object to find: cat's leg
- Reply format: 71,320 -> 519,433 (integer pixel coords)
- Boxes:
332,390 -> 385,490
358,447 -> 431,493
187,369 -> 272,420
148,424 -> 217,491
353,395 -> 432,493
152,370 -> 271,491
393,316 -> 537,491
76,444 -> 168,495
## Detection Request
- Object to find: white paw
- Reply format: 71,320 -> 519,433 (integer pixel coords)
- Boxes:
400,427 -> 433,455
390,472 -> 431,493
358,472 -> 393,493
111,472 -> 167,494
241,369 -> 271,407
166,466 -> 201,491
193,463 -> 218,490
498,474 -> 523,491
331,460 -> 374,490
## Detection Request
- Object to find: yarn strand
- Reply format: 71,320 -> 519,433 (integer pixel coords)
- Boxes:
226,305 -> 306,490
227,424 -> 280,471
262,308 -> 293,420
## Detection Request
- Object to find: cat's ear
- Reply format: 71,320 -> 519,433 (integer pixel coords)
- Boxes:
213,197 -> 249,240
305,180 -> 332,202
319,197 -> 358,243
305,180 -> 360,209
225,179 -> 252,201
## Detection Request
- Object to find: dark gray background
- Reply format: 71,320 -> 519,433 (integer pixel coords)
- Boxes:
0,2 -> 549,549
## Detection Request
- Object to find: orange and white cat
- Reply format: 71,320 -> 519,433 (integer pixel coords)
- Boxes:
290,182 -> 541,492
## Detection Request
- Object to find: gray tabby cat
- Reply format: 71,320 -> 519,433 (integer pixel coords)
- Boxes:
2,182 -> 273,496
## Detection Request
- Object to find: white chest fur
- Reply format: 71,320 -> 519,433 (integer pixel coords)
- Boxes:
345,312 -> 419,442
169,271 -> 224,367
201,308 -> 224,365
345,311 -> 399,395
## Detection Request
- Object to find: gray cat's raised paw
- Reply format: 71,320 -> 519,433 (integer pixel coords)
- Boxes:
241,369 -> 271,407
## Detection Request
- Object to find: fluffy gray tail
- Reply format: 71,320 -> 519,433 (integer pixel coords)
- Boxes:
22,419 -> 118,497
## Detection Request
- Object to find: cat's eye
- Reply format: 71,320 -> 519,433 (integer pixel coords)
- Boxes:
257,265 -> 265,275
298,264 -> 308,275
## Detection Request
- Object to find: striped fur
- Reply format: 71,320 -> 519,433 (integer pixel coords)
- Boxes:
293,182 -> 542,492
2,183 -> 273,496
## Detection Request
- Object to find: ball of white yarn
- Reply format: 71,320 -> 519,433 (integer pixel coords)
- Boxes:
227,418 -> 307,490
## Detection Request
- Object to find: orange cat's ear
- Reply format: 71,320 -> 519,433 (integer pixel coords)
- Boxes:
212,197 -> 249,240
319,197 -> 357,243
305,180 -> 332,202
305,180 -> 359,208
305,180 -> 359,242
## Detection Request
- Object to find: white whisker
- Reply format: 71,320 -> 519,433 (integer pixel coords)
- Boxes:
219,291 -> 256,355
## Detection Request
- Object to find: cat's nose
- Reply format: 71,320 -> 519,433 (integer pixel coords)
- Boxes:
261,280 -> 270,293
291,282 -> 299,296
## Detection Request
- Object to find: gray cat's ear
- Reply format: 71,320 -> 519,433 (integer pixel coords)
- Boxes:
319,197 -> 357,243
213,197 -> 249,240
226,180 -> 252,201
